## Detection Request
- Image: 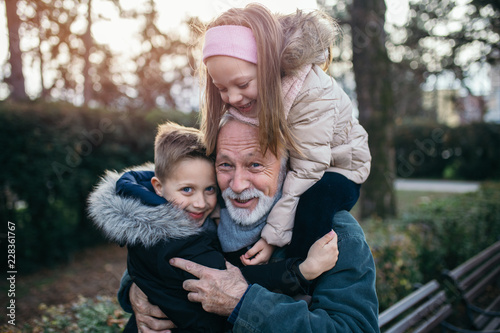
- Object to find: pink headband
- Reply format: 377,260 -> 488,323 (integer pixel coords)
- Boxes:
202,25 -> 258,64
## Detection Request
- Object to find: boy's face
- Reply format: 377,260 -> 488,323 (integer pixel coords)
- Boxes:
153,158 -> 217,226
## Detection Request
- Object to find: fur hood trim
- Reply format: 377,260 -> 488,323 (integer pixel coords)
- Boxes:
88,164 -> 201,248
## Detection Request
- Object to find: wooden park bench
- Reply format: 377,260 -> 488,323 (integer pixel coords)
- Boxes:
441,241 -> 500,332
379,241 -> 500,333
379,279 -> 452,333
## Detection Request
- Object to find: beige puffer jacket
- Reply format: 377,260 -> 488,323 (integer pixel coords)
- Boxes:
261,65 -> 371,247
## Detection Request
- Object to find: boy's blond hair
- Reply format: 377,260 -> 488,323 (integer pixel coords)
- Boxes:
154,122 -> 211,181
199,3 -> 339,157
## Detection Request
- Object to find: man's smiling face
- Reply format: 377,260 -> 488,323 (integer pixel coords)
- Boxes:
215,119 -> 282,224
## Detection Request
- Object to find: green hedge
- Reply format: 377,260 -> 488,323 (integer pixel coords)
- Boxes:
0,101 -> 198,272
395,123 -> 500,180
366,182 -> 500,311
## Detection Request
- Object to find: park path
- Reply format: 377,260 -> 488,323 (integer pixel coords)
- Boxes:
395,179 -> 480,193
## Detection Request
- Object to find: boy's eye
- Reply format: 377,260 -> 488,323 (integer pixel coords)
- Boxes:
181,187 -> 193,193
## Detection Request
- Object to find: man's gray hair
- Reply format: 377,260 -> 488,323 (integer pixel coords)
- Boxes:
219,112 -> 257,129
218,112 -> 289,162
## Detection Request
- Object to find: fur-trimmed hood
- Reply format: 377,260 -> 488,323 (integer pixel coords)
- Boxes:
87,164 -> 201,248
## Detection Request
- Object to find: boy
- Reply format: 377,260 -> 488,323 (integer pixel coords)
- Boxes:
88,122 -> 337,332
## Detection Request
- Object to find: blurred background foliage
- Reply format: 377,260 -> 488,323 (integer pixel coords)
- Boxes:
0,100 -> 198,273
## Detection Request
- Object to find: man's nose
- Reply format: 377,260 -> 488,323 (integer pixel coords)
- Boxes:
230,168 -> 250,193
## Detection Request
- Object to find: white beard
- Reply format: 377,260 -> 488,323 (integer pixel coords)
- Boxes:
222,187 -> 277,226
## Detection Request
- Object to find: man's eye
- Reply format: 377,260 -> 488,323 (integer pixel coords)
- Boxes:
218,163 -> 231,168
182,187 -> 193,193
251,163 -> 261,168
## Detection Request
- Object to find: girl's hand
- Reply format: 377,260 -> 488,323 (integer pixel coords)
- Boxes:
299,230 -> 338,281
240,238 -> 275,265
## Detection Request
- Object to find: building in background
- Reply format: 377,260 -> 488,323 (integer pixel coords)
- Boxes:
457,94 -> 486,124
485,65 -> 500,123
422,89 -> 461,127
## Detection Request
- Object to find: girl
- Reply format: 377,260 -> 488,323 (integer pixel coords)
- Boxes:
200,3 -> 371,263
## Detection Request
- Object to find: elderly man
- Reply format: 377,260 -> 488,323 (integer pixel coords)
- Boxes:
119,116 -> 379,332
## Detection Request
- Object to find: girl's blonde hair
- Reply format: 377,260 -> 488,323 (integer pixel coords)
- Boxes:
199,3 -> 339,156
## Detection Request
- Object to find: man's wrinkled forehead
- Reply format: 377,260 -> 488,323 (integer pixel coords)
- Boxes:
216,119 -> 277,160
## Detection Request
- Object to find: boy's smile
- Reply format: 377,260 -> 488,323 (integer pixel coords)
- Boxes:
152,158 -> 218,226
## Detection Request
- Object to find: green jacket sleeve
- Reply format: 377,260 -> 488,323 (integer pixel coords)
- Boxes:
233,211 -> 380,333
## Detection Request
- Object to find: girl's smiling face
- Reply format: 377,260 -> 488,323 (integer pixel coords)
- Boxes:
153,158 -> 218,226
206,55 -> 259,119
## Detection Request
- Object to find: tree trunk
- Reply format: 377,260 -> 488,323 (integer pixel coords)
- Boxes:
82,0 -> 93,105
36,8 -> 49,99
5,0 -> 28,101
351,0 -> 396,219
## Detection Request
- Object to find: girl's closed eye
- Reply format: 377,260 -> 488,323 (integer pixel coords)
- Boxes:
213,84 -> 226,92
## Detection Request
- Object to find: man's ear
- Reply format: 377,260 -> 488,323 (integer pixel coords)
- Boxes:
151,177 -> 163,196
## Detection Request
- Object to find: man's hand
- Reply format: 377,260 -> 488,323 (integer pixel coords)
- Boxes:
129,283 -> 176,333
170,258 -> 249,316
240,238 -> 275,266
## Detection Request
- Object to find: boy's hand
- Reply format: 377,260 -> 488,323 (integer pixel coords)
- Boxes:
299,230 -> 338,280
129,283 -> 176,332
240,238 -> 275,265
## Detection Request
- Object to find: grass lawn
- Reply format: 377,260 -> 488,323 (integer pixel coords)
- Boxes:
351,189 -> 463,220
394,190 -> 457,214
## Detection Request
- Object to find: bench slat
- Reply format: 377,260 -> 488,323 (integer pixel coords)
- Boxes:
449,242 -> 500,281
474,294 -> 500,329
460,253 -> 500,293
384,290 -> 449,333
379,280 -> 440,327
465,265 -> 500,302
484,317 -> 500,331
414,304 -> 453,333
